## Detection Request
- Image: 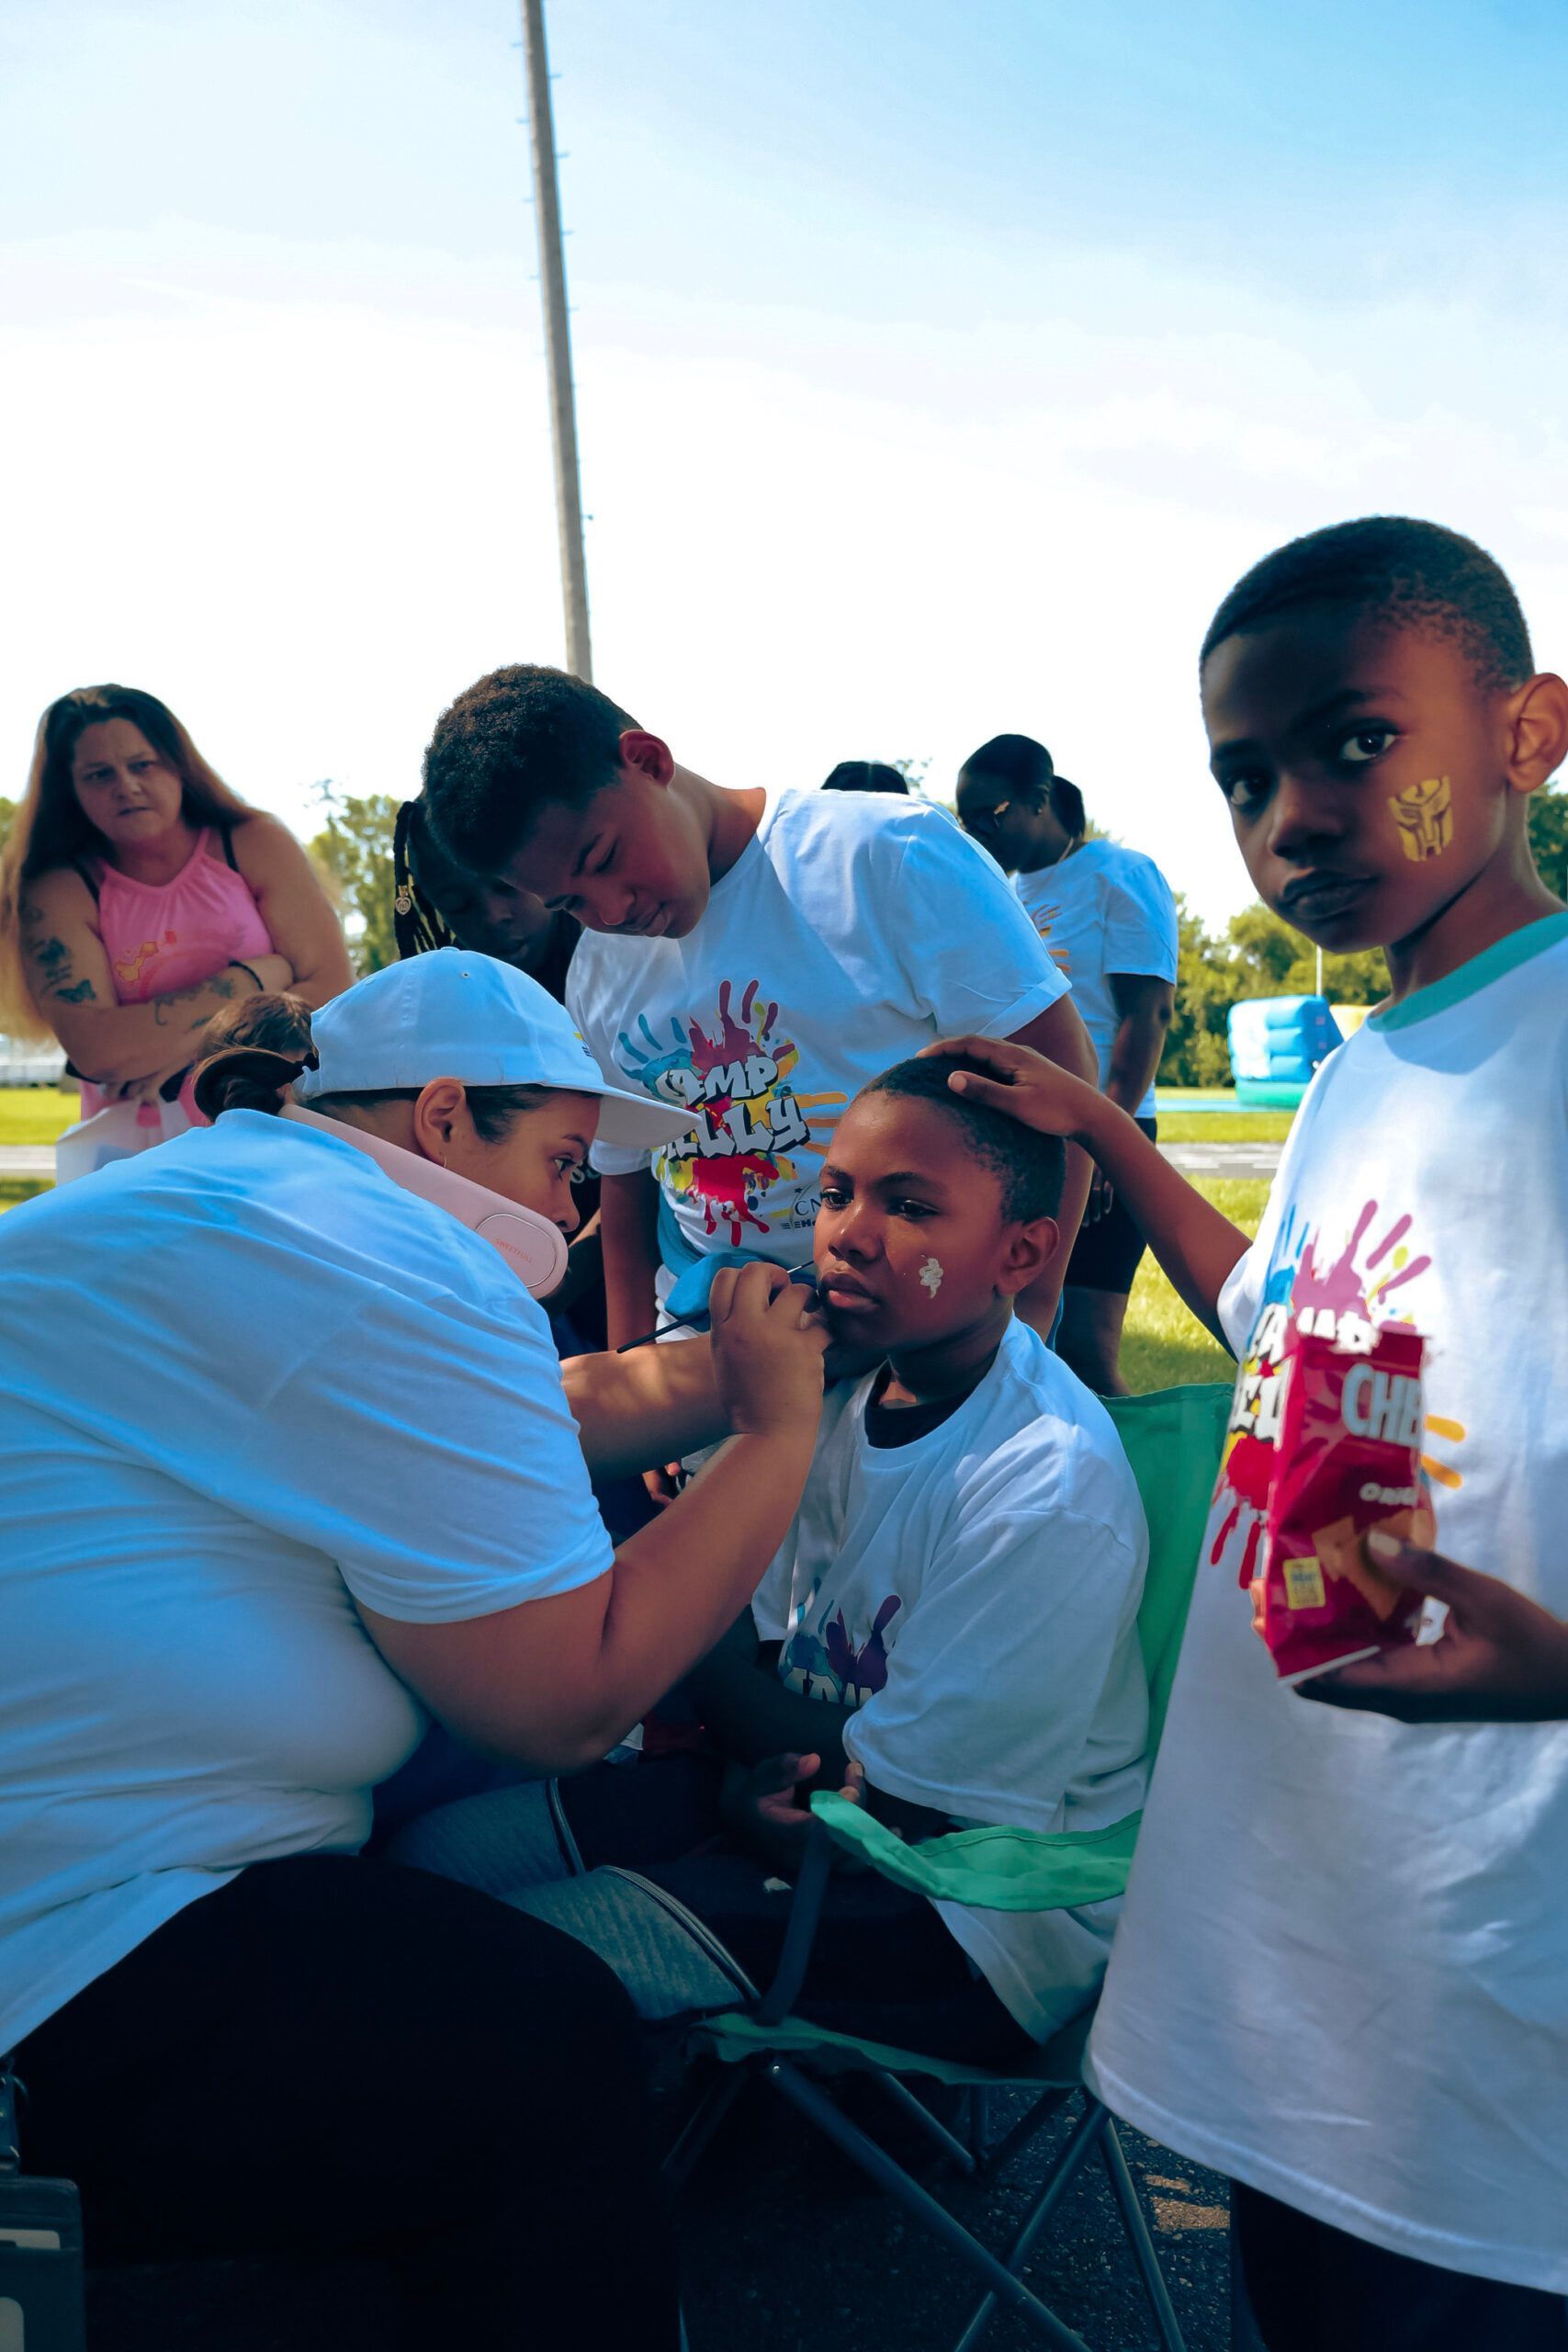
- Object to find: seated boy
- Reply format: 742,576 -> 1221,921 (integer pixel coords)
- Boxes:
935,517 -> 1568,2346
390,1054 -> 1150,2062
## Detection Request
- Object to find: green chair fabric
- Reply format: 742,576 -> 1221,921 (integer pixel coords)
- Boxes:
694,2006 -> 1093,2093
1112,1383 -> 1233,1751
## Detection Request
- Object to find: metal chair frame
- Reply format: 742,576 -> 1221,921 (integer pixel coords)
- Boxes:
664,1830 -> 1186,2352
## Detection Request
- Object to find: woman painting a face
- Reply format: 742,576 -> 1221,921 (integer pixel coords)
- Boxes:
0,948 -> 827,2346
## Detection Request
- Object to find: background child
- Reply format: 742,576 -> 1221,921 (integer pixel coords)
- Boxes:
937,515 -> 1568,2350
955,733 -> 1179,1396
390,1053 -> 1150,2062
417,667 -> 1099,1418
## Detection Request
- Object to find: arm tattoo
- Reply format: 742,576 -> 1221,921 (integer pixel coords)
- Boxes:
152,970 -> 237,1028
26,935 -> 83,1001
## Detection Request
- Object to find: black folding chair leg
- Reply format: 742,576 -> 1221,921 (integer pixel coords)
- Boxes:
952,2096 -> 1111,2352
1100,2118 -> 1187,2352
976,2082 -> 1074,2180
871,2069 -> 978,2175
662,2061 -> 753,2191
765,2060 -> 1097,2352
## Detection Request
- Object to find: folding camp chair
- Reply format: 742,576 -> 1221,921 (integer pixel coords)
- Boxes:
666,1381 -> 1231,2352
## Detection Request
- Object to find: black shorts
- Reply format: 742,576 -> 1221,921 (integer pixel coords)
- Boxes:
1066,1115 -> 1157,1297
1232,2182 -> 1568,2352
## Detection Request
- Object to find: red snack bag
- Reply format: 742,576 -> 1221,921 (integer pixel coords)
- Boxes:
1255,1313 -> 1431,1683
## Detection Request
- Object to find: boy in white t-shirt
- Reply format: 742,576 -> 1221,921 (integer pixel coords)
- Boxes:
955,736 -> 1179,1396
935,517 -> 1568,2349
417,672 -> 1098,1409
391,1053 -> 1149,2060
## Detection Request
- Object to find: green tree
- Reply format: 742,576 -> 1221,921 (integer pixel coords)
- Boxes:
307,785 -> 401,976
1159,893 -> 1238,1088
1224,903 -> 1389,1006
1157,898 -> 1391,1087
1529,779 -> 1568,900
0,797 -> 15,859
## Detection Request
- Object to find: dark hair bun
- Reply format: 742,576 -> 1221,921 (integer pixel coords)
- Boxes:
191,1046 -> 312,1124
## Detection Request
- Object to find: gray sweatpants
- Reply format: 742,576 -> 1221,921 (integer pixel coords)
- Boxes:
387,1779 -> 759,2021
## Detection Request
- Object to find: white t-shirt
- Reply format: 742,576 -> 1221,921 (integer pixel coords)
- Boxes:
752,1319 -> 1149,2041
1014,841 -> 1178,1117
569,790 -> 1070,1281
1087,910 -> 1568,2292
0,1112 -> 615,2056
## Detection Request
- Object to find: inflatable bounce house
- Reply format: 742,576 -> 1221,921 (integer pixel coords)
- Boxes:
1227,995 -> 1344,1109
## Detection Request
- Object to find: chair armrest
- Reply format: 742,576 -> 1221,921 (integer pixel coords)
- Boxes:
808,1791 -> 1141,1912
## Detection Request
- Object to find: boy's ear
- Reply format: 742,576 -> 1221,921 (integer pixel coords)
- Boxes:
1505,673 -> 1568,797
996,1214 -> 1061,1299
618,729 -> 676,788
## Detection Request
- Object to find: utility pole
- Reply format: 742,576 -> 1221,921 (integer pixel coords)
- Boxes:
519,0 -> 592,681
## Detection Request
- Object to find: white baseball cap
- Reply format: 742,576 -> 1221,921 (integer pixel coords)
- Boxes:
295,949 -> 692,1153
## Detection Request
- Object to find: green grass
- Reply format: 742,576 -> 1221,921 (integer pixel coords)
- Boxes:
0,1178 -> 49,1211
1121,1177 -> 1268,1394
0,1087 -> 75,1146
1156,1110 -> 1294,1145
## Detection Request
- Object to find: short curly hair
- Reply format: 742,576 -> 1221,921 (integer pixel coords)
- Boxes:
1201,516 -> 1534,695
422,665 -> 637,875
861,1055 -> 1066,1226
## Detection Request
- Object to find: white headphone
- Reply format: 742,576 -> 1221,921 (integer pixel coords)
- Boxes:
281,1104 -> 570,1298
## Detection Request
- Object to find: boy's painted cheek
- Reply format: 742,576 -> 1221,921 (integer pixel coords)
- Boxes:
1389,775 -> 1454,862
919,1256 -> 944,1297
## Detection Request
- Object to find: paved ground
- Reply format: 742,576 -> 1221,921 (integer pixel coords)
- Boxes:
1157,1142 -> 1282,1183
84,2072 -> 1235,2349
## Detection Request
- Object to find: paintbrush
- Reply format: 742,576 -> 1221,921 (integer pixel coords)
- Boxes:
615,1262 -> 818,1351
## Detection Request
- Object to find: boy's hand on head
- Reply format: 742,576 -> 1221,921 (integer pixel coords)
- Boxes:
1300,1533 -> 1568,1724
921,1035 -> 1105,1144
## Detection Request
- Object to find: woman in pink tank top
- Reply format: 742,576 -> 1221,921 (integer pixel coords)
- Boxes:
0,685 -> 354,1171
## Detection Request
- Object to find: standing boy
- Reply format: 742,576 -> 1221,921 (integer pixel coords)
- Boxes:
938,516 -> 1568,2348
418,671 -> 1097,1387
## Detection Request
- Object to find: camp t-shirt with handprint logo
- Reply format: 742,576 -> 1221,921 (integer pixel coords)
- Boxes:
567,789 -> 1070,1288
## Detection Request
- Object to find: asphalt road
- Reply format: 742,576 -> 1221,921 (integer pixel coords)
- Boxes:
85,2075 -> 1235,2351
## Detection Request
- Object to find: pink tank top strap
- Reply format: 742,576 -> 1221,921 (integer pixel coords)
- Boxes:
93,823 -> 276,1005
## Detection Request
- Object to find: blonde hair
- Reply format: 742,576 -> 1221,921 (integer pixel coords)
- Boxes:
0,684 -> 255,1038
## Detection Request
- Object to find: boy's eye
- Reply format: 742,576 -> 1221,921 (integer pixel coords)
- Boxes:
589,842 -> 615,875
818,1186 -> 848,1210
1217,769 -> 1269,815
1336,726 -> 1397,767
893,1199 -> 936,1220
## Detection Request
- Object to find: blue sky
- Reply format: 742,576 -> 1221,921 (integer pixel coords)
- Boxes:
6,0 -> 1565,920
